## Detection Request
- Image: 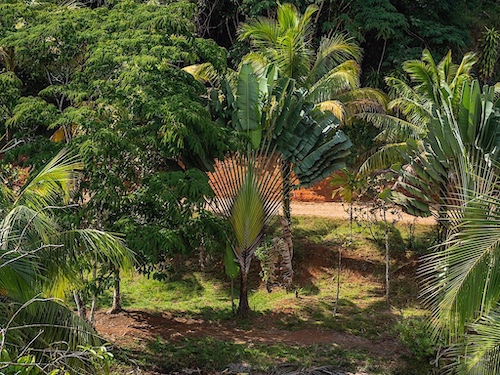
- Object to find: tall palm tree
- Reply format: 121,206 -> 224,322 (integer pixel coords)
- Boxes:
0,149 -> 133,374
238,2 -> 387,125
412,80 -> 500,373
238,3 -> 383,224
359,49 -> 477,175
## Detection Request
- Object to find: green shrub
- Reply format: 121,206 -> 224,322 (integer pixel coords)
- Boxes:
397,317 -> 437,362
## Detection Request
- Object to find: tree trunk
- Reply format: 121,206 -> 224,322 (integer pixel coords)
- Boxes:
383,206 -> 390,303
333,244 -> 341,316
281,159 -> 292,226
231,278 -> 236,315
377,38 -> 387,75
109,268 -> 121,314
73,291 -> 87,321
237,270 -> 250,317
89,296 -> 97,326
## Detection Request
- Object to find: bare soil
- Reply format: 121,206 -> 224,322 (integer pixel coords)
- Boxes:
95,309 -> 404,360
290,201 -> 434,225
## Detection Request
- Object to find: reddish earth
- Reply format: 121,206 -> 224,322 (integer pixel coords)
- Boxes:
293,177 -> 338,202
95,309 -> 404,360
290,201 -> 435,225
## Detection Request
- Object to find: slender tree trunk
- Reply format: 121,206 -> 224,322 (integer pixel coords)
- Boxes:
89,262 -> 98,325
73,291 -> 87,321
231,278 -> 236,315
383,206 -> 390,303
377,39 -> 388,75
238,270 -> 250,317
281,159 -> 292,226
109,268 -> 121,314
90,296 -> 97,326
349,201 -> 353,245
333,244 -> 341,316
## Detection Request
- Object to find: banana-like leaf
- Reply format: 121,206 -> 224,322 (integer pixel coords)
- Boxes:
224,242 -> 239,279
236,64 -> 262,149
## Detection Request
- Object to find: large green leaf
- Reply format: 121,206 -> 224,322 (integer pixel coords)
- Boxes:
236,64 -> 262,148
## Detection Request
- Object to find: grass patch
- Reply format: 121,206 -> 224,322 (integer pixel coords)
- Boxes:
123,336 -> 386,373
98,215 -> 436,374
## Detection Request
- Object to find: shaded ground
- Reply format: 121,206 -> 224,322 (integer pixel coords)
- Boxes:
95,309 -> 404,360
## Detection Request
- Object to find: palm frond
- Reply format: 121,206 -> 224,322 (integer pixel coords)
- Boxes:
337,87 -> 389,107
182,62 -> 220,85
465,307 -> 500,375
308,34 -> 362,86
419,157 -> 500,341
317,100 -> 345,122
238,17 -> 278,47
0,296 -> 101,373
357,112 -> 425,142
17,149 -> 82,210
358,142 -> 409,176
308,60 -> 360,103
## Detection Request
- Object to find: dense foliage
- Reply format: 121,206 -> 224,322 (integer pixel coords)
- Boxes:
0,0 -> 231,281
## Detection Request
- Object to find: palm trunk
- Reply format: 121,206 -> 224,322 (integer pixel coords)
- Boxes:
383,205 -> 390,303
281,159 -> 292,226
109,268 -> 121,314
237,269 -> 250,317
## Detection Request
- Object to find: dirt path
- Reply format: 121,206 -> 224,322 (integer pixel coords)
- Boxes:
95,310 -> 405,360
291,202 -> 435,225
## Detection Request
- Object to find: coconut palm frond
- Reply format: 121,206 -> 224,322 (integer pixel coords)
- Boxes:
464,308 -> 500,375
1,204 -> 58,250
17,149 -> 82,210
385,76 -> 417,100
182,62 -> 220,85
308,61 -> 359,103
358,142 -> 409,176
46,229 -> 133,277
239,17 -> 278,47
308,33 -> 362,86
357,112 -> 424,142
421,186 -> 500,341
317,100 -> 345,122
274,32 -> 313,81
451,52 -> 478,89
337,87 -> 389,107
403,60 -> 440,104
0,296 -> 101,372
